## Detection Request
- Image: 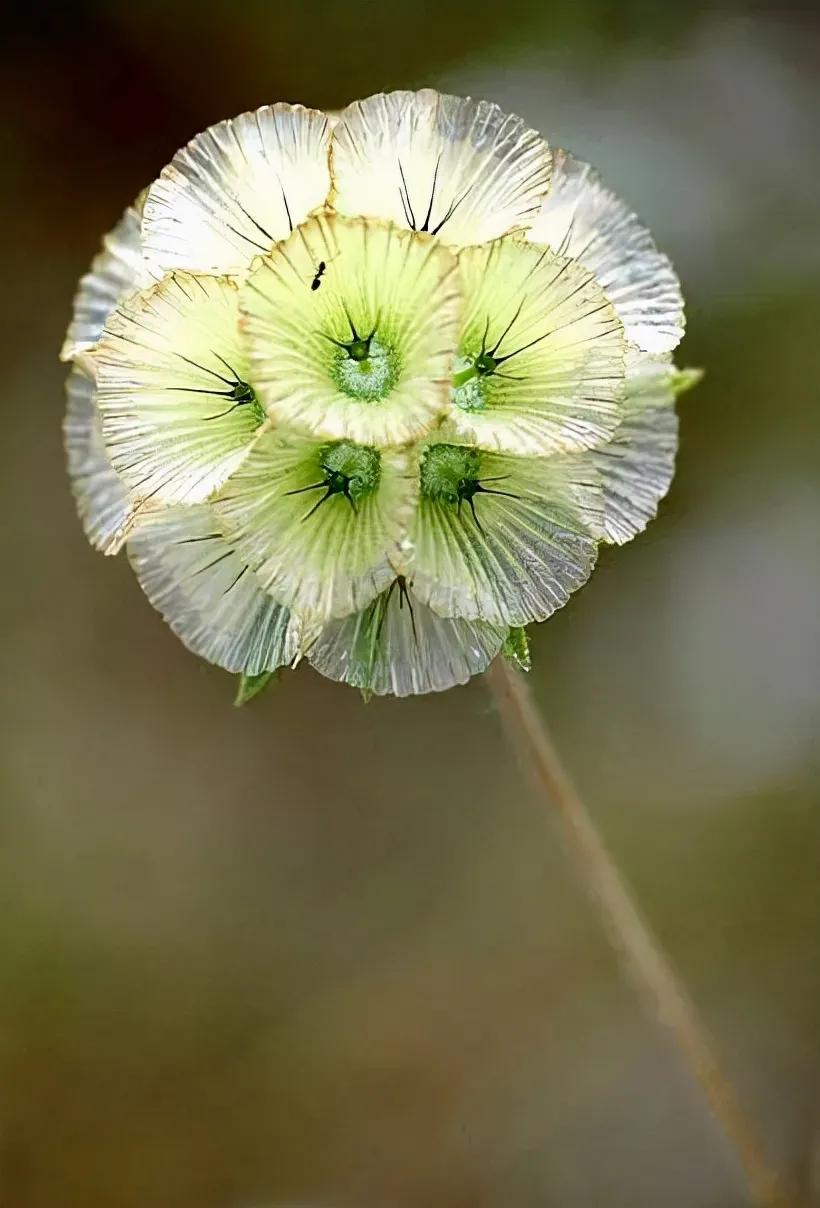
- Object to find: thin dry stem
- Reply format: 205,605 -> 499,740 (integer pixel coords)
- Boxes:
486,656 -> 790,1208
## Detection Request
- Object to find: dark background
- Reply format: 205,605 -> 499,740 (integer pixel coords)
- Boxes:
2,2 -> 819,1205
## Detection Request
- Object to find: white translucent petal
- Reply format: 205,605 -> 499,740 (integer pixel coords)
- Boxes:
63,367 -> 137,554
214,431 -> 417,622
127,505 -> 302,674
593,352 -> 679,544
528,150 -> 684,354
142,104 -> 332,275
60,204 -> 154,362
308,580 -> 505,696
331,89 -> 552,246
241,212 -> 460,447
410,446 -> 601,626
93,273 -> 263,507
444,238 -> 626,456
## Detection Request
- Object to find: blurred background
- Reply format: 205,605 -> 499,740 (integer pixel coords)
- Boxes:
2,2 -> 819,1205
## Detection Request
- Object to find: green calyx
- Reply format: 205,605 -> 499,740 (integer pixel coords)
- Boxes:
503,626 -> 531,672
452,350 -> 499,390
285,440 -> 381,517
669,366 -> 704,397
206,376 -> 266,424
234,669 -> 279,706
451,309 -> 524,411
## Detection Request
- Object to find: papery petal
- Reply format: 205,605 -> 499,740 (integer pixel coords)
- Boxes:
60,203 -> 154,362
93,273 -> 264,507
528,150 -> 684,354
241,212 -> 460,447
127,505 -> 302,674
592,351 -> 679,544
141,104 -> 332,275
444,238 -> 626,456
409,444 -> 601,626
63,367 -> 138,554
331,89 -> 552,246
308,579 -> 505,696
214,430 -> 416,621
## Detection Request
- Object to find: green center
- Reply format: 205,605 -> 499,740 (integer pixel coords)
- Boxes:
450,354 -> 491,413
329,328 -> 400,403
318,440 -> 381,504
420,443 -> 482,504
284,440 -> 382,518
420,444 -> 518,532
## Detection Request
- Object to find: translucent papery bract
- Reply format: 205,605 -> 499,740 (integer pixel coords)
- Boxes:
528,150 -> 684,355
331,90 -> 552,247
444,238 -> 626,456
141,104 -> 332,276
214,430 -> 416,622
592,351 -> 680,544
61,203 -> 155,362
308,579 -> 506,697
241,212 -> 460,447
409,443 -> 601,626
127,505 -> 302,675
94,273 -> 264,508
64,367 -> 138,554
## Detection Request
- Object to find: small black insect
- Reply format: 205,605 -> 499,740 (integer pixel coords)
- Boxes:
311,261 -> 327,290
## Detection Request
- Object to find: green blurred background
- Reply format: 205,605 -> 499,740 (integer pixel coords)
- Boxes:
2,2 -> 819,1205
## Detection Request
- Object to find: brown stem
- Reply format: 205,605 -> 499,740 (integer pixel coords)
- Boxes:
486,656 -> 790,1208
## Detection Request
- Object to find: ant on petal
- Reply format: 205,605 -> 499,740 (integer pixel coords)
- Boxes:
310,252 -> 339,291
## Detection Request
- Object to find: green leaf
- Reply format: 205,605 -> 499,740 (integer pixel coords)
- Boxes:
233,670 -> 279,707
503,626 -> 531,672
669,366 -> 704,397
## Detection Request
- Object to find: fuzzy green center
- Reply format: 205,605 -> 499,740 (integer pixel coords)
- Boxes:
420,443 -> 519,531
332,334 -> 400,401
420,443 -> 482,503
322,440 -> 381,499
324,310 -> 401,403
285,440 -> 381,519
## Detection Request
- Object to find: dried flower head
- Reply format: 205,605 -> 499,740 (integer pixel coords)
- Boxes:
62,89 -> 700,698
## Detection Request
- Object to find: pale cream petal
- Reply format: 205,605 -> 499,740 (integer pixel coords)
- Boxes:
409,443 -> 601,625
331,89 -> 552,246
60,203 -> 154,362
63,367 -> 137,554
214,430 -> 417,621
528,150 -> 684,354
141,104 -> 332,275
241,212 -> 460,447
127,505 -> 302,674
92,273 -> 264,507
308,579 -> 505,696
592,351 -> 679,544
443,238 -> 626,456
